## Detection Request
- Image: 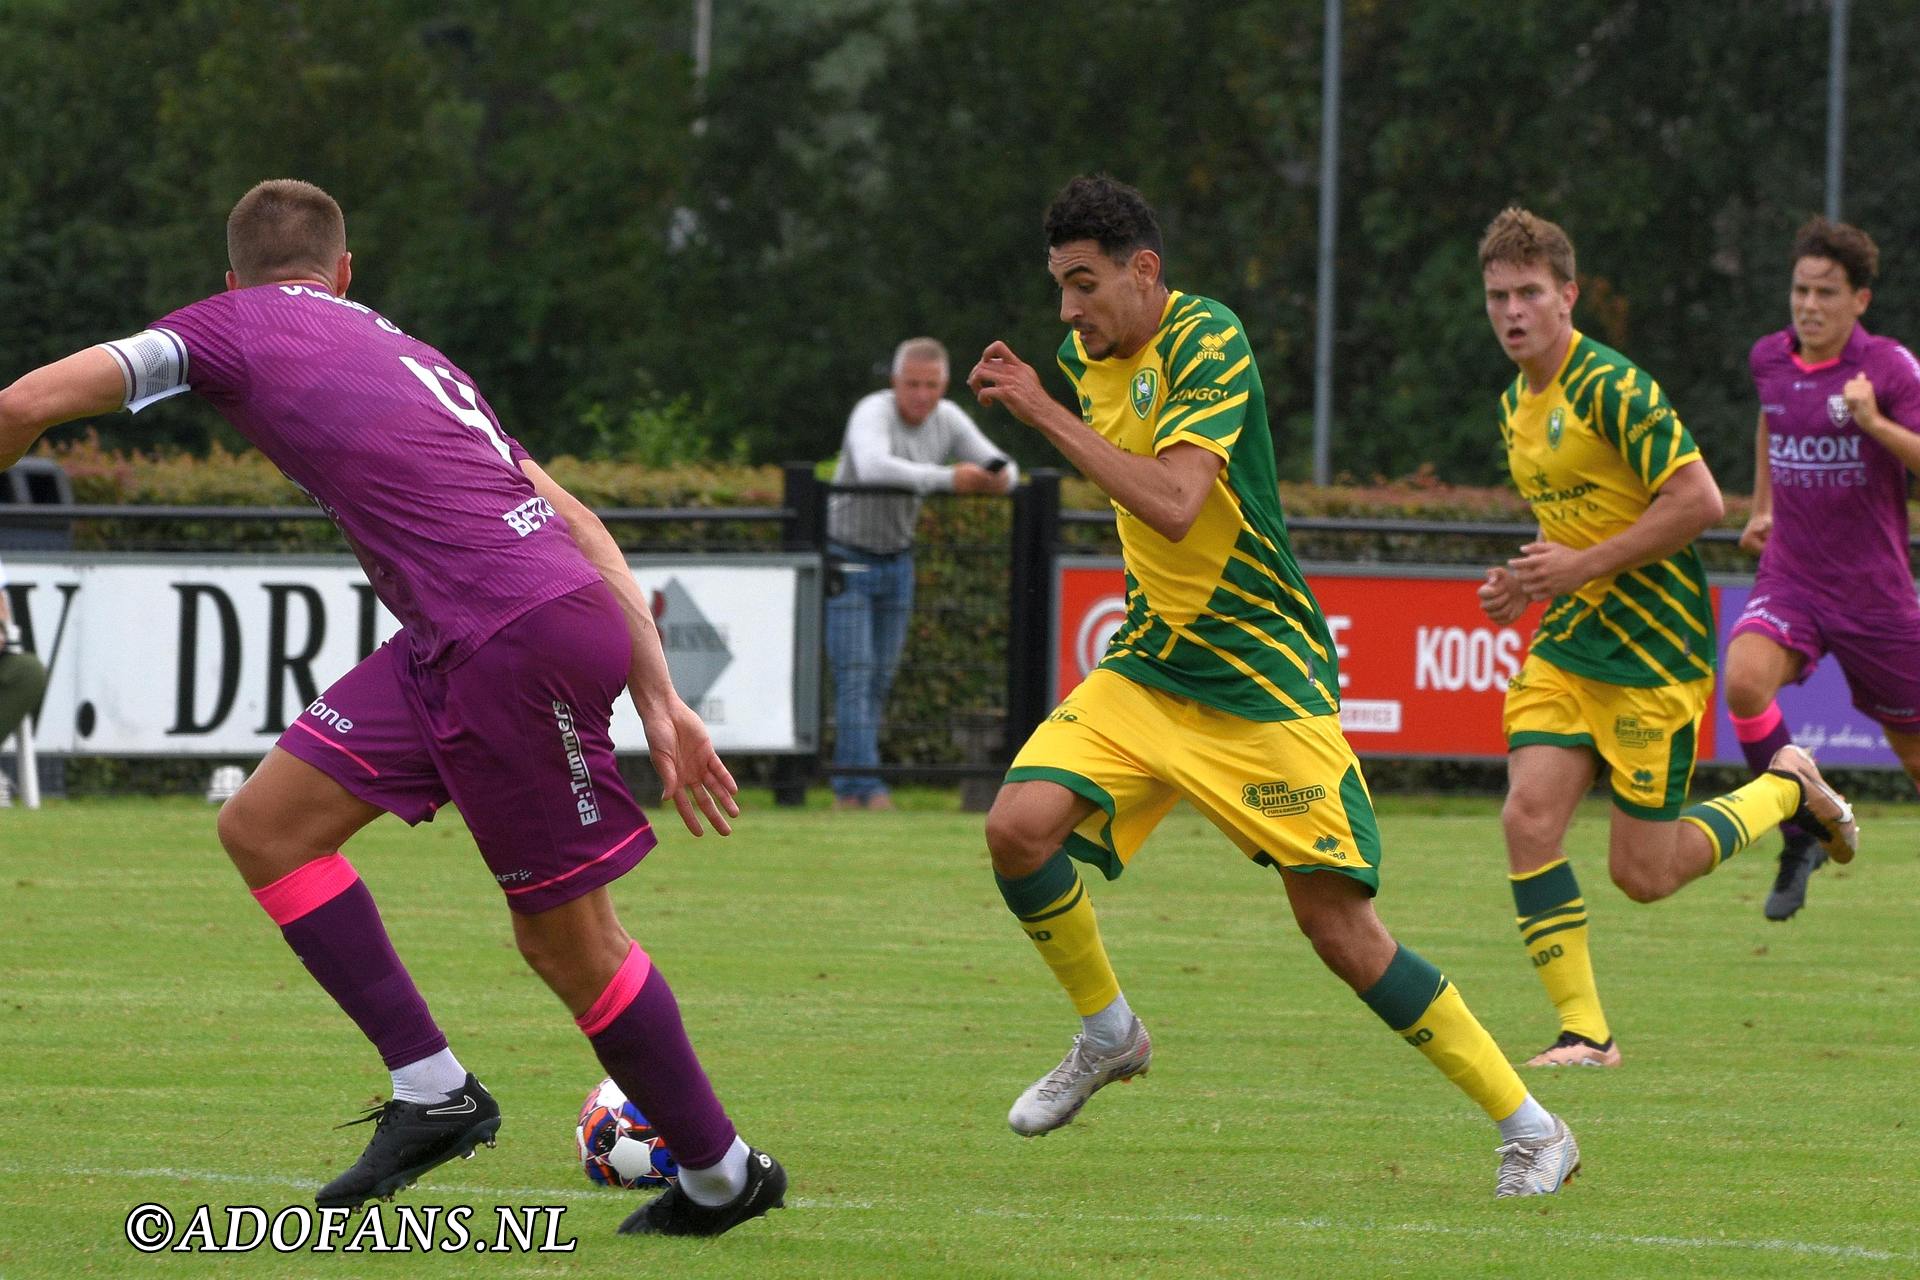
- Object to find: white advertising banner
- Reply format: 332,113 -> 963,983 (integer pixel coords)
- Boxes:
3,554 -> 808,755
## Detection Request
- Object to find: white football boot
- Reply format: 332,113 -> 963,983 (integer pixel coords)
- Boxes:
1007,1016 -> 1152,1136
1495,1114 -> 1581,1198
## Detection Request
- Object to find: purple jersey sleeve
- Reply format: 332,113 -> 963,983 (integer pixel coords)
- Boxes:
1873,340 -> 1920,440
149,293 -> 251,402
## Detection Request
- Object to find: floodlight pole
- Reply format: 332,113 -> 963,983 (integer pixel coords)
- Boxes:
692,0 -> 712,136
1826,0 -> 1849,220
693,0 -> 711,85
1311,0 -> 1341,487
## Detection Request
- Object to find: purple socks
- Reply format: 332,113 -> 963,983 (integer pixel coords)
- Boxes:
251,853 -> 449,1069
575,942 -> 737,1172
1730,703 -> 1807,839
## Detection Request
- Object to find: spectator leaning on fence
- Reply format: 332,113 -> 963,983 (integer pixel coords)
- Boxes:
823,337 -> 1018,811
0,553 -> 50,805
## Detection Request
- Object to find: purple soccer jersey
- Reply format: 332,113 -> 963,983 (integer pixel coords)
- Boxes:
1749,323 -> 1920,607
124,285 -> 599,669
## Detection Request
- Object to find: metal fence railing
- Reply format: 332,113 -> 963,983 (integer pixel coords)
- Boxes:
11,460 -> 1912,803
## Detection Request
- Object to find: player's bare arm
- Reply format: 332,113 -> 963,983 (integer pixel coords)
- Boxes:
968,340 -> 1222,540
520,458 -> 740,838
1508,460 -> 1724,600
1842,371 -> 1920,473
1739,408 -> 1773,555
0,347 -> 127,469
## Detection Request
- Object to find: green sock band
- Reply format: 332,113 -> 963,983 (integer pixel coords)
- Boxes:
1510,858 -> 1580,916
1360,944 -> 1447,1032
995,849 -> 1079,919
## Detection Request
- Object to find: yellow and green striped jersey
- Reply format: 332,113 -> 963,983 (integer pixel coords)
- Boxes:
1497,331 -> 1714,688
1059,291 -> 1338,721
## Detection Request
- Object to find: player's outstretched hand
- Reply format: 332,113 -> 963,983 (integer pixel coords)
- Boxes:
640,696 -> 741,838
1477,566 -> 1527,624
967,341 -> 1049,426
1738,511 -> 1771,556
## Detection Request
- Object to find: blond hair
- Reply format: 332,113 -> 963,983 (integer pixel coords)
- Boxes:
1478,207 -> 1576,285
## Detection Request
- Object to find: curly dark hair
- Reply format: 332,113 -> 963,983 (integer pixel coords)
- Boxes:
1793,216 -> 1878,289
1044,174 -> 1164,269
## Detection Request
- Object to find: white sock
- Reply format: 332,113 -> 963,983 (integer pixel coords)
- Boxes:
1081,992 -> 1134,1053
1496,1093 -> 1557,1143
678,1136 -> 750,1206
390,1048 -> 468,1104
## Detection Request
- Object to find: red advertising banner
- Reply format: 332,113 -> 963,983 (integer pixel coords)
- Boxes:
1052,562 -> 1721,761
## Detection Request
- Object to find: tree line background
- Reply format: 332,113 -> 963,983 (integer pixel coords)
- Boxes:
4,0 -> 1911,491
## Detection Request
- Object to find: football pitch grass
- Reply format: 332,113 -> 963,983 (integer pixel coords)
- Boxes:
3,792 -> 1916,1278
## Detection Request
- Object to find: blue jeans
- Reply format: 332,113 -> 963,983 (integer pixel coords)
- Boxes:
824,543 -> 915,800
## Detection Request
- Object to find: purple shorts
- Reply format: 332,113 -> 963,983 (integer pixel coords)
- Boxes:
278,582 -> 657,914
1730,576 -> 1920,728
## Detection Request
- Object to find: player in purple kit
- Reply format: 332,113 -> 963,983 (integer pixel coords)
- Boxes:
1729,217 -> 1920,920
0,180 -> 785,1237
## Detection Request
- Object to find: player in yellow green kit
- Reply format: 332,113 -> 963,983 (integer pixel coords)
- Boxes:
966,174 -> 1578,1197
1476,208 -> 1859,1068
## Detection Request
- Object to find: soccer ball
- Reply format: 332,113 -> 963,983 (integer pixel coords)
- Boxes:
576,1077 -> 680,1189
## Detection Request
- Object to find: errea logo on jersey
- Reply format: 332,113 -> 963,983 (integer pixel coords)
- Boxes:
1196,331 -> 1230,360
1130,369 -> 1159,418
1241,780 -> 1327,817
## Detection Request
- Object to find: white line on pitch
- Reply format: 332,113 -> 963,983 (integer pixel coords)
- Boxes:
969,1206 -> 1906,1262
19,1163 -> 1904,1262
21,1163 -> 863,1212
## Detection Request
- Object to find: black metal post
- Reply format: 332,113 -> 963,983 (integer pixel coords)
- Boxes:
1004,469 -> 1061,761
774,462 -> 825,806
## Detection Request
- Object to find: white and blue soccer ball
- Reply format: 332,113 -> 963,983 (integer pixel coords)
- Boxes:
576,1077 -> 679,1189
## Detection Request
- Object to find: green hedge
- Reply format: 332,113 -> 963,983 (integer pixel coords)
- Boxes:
29,441 -> 1817,788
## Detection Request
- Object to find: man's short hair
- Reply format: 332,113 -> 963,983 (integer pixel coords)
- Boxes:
1793,216 -> 1878,289
226,180 -> 347,287
1044,174 -> 1164,272
1478,207 -> 1577,285
891,337 -> 949,378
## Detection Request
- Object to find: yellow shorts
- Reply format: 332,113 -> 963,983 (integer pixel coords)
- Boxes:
1502,652 -> 1711,819
1005,667 -> 1383,893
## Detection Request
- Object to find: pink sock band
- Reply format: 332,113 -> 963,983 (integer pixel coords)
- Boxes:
250,853 -> 360,925
576,941 -> 654,1036
1730,703 -> 1784,742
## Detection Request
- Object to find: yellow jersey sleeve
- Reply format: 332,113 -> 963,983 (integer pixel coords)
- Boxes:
1151,307 -> 1252,462
1587,367 -> 1699,493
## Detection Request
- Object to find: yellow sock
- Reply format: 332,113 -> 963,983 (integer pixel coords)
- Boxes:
995,852 -> 1120,1016
1361,946 -> 1527,1121
1680,773 -> 1803,867
1510,859 -> 1610,1044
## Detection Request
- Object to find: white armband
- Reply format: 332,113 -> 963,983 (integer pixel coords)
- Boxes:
96,328 -> 191,413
